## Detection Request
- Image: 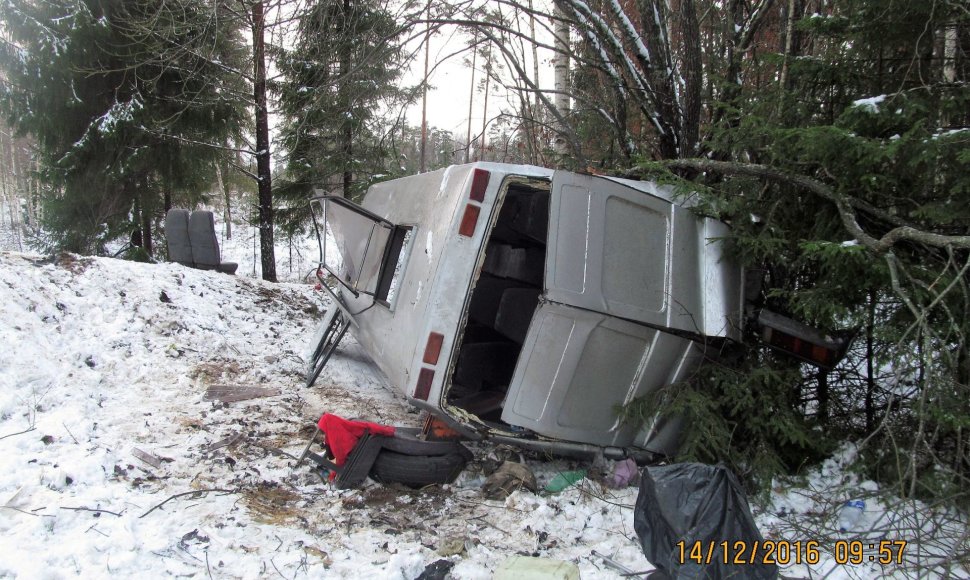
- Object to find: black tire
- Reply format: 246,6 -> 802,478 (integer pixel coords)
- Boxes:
306,310 -> 349,388
370,447 -> 472,488
380,428 -> 470,457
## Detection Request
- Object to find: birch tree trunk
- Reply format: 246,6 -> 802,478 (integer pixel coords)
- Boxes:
465,36 -> 477,164
0,129 -> 9,229
943,23 -> 957,84
552,2 -> 570,157
528,0 -> 542,164
420,0 -> 431,173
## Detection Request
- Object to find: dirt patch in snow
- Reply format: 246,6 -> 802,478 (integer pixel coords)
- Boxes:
56,252 -> 95,273
191,360 -> 249,384
243,482 -> 303,525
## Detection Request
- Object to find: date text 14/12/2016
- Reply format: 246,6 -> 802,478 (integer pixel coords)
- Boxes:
676,540 -> 908,566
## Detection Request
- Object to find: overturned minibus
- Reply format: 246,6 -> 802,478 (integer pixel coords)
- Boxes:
308,163 -> 754,460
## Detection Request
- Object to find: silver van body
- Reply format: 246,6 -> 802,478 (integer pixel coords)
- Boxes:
312,162 -> 744,458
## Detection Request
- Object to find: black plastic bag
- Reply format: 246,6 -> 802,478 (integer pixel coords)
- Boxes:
633,463 -> 777,580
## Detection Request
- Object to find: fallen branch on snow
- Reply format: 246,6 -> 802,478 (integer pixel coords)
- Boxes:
0,426 -> 36,441
61,506 -> 123,517
0,505 -> 54,518
139,488 -> 238,519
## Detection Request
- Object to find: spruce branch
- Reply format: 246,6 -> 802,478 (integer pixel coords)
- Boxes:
659,158 -> 970,253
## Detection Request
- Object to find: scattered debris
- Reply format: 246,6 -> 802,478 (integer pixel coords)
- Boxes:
416,559 -> 455,580
607,458 -> 639,489
159,290 -> 172,303
132,448 -> 164,469
544,470 -> 586,493
0,426 -> 36,441
2,487 -> 29,514
179,528 -> 210,548
591,549 -> 644,576
205,431 -> 243,453
139,488 -> 237,519
203,384 -> 280,403
480,445 -> 522,476
493,556 -> 580,580
482,461 -> 537,499
436,537 -> 465,557
60,506 -> 122,517
242,484 -> 301,525
302,545 -> 332,567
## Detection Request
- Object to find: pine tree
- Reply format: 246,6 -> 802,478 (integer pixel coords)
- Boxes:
0,0 -> 248,255
273,0 -> 407,235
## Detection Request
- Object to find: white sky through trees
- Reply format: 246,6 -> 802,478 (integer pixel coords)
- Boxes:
400,2 -> 557,142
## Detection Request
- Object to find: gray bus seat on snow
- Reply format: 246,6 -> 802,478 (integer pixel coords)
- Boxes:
165,209 -> 194,266
165,209 -> 237,274
188,211 -> 238,274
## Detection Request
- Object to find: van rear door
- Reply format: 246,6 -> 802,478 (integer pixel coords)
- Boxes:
499,172 -> 701,450
311,196 -> 401,299
543,172 -> 676,326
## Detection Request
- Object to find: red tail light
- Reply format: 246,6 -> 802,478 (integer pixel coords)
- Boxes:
761,327 -> 839,368
458,169 -> 490,238
422,414 -> 463,441
458,204 -> 480,237
756,310 -> 850,370
422,332 -> 444,365
469,168 -> 490,202
414,368 -> 435,401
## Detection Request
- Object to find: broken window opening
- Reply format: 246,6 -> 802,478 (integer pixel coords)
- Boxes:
446,182 -> 550,428
376,225 -> 414,308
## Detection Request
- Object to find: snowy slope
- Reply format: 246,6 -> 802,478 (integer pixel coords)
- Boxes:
0,252 -> 650,579
0,251 -> 964,579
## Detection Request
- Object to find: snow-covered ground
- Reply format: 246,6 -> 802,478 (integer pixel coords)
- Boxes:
0,251 -> 649,579
0,249 -> 965,579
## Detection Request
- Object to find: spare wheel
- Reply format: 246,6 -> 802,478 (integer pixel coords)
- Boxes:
370,446 -> 472,488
